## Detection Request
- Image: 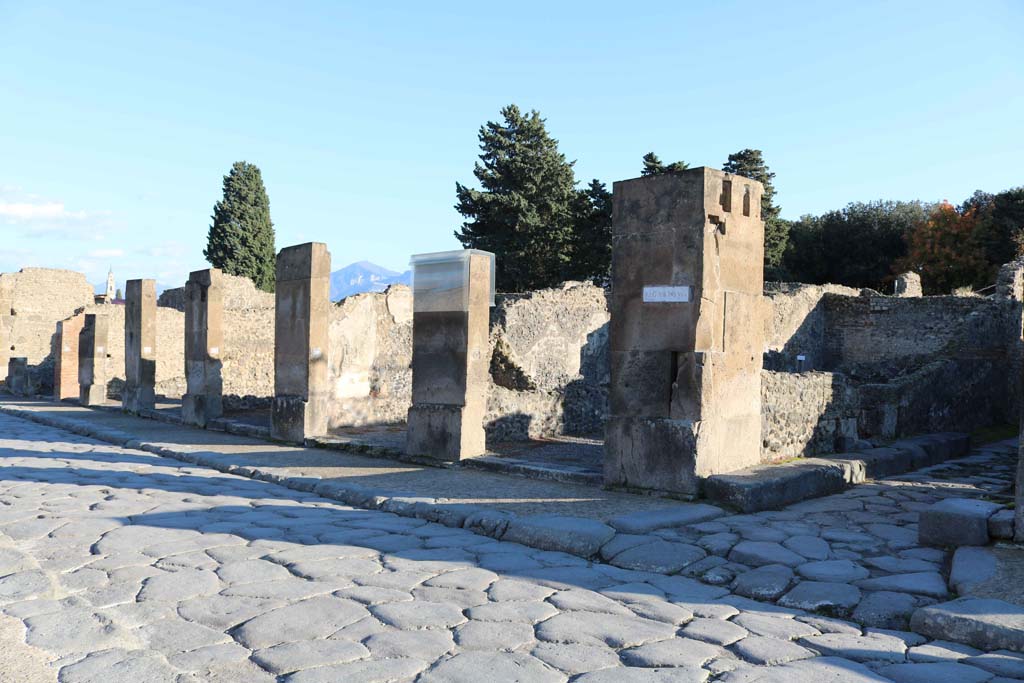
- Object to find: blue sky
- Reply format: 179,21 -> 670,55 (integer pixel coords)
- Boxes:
1,1 -> 1022,292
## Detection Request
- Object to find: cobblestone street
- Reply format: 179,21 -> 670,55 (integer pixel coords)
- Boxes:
0,413 -> 1022,682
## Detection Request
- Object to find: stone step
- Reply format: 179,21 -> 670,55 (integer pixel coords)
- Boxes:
703,433 -> 971,512
911,597 -> 1024,653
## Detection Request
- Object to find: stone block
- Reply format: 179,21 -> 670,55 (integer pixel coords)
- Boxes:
606,168 -> 766,495
272,243 -> 330,443
182,268 -> 223,427
123,278 -> 157,413
78,313 -> 109,406
53,314 -> 84,400
604,416 -> 699,496
703,458 -> 853,512
607,504 -> 724,534
919,498 -> 1001,547
406,250 -> 492,461
988,509 -> 1014,540
5,357 -> 28,395
893,272 -> 923,297
949,547 -> 996,595
501,515 -> 615,558
911,598 -> 1024,653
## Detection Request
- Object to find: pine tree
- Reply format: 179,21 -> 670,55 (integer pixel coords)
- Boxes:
204,161 -> 276,292
567,179 -> 613,283
454,105 -> 579,291
723,149 -> 788,278
641,152 -> 688,176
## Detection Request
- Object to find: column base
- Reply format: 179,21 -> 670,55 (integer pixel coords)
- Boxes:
122,386 -> 156,414
604,416 -> 700,496
406,404 -> 485,462
79,383 -> 107,406
271,395 -> 328,444
182,392 -> 222,428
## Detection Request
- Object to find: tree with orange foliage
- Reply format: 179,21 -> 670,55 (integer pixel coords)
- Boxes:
896,201 -> 987,294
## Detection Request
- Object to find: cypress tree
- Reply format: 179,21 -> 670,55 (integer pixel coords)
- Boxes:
204,161 -> 276,291
723,149 -> 788,278
567,179 -> 613,284
454,105 -> 579,292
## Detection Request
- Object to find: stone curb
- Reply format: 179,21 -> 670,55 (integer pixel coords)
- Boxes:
703,433 -> 972,512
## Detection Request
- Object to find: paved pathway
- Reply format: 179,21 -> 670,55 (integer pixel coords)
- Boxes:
1,414 -> 1022,682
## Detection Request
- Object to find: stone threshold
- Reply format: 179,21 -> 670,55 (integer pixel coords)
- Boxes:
704,434 -> 971,512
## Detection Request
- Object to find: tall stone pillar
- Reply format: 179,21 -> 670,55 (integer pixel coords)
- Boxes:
54,314 -> 85,400
406,249 -> 494,461
605,167 -> 767,496
123,279 -> 157,413
272,242 -> 331,443
182,268 -> 224,427
78,313 -> 109,406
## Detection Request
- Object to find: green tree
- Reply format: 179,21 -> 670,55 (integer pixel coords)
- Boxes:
967,187 -> 1024,280
567,179 -> 613,283
641,152 -> 688,176
897,201 -> 987,293
783,200 -> 930,290
722,149 -> 788,278
204,161 -> 276,292
454,105 -> 580,291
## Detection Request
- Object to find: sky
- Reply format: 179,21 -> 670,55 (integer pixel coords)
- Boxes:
1,1 -> 1022,293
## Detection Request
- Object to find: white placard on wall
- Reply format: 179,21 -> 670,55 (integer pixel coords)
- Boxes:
642,285 -> 692,303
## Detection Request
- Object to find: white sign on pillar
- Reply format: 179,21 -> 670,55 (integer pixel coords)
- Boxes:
642,285 -> 692,303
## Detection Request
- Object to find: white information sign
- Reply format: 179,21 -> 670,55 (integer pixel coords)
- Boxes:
642,285 -> 691,303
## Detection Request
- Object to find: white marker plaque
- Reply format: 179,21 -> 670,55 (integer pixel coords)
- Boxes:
642,285 -> 691,303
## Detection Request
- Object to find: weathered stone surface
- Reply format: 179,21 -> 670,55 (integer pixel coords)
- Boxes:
783,535 -> 830,561
911,598 -> 1024,653
705,459 -> 853,513
855,572 -> 948,598
950,547 -> 997,594
966,650 -> 1024,678
370,600 -> 467,630
877,662 -> 992,683
575,667 -> 707,682
502,515 -> 615,558
608,504 -> 724,534
536,611 -> 676,648
609,540 -> 705,574
619,638 -> 723,667
530,642 -> 620,676
731,564 -> 793,601
800,632 -> 907,663
908,639 -> 982,662
796,560 -> 869,583
988,509 -> 1015,540
729,541 -> 804,568
717,656 -> 893,682
251,640 -> 370,674
732,635 -> 815,665
919,498 -> 1001,547
852,591 -> 918,630
419,652 -> 565,683
363,630 -> 454,661
285,658 -> 428,683
454,620 -> 535,650
778,581 -> 861,613
679,617 -> 748,646
233,596 -> 368,648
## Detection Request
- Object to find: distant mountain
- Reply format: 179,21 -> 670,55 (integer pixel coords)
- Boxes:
330,260 -> 411,301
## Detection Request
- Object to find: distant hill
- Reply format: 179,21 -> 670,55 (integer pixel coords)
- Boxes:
330,260 -> 411,301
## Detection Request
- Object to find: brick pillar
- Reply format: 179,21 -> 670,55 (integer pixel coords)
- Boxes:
123,279 -> 157,413
271,242 -> 331,443
605,167 -> 767,496
182,268 -> 224,427
79,313 -> 109,406
6,357 -> 27,395
54,314 -> 85,400
406,249 -> 494,461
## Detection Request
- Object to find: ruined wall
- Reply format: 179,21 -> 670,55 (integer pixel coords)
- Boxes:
763,282 -> 861,371
0,269 -> 95,392
761,370 -> 860,461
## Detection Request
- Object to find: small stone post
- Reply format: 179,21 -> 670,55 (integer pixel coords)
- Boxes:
6,357 -> 27,395
272,242 -> 331,443
182,268 -> 224,427
406,249 -> 494,461
893,272 -> 923,297
78,313 -> 109,406
123,279 -> 157,413
54,314 -> 85,400
605,167 -> 767,496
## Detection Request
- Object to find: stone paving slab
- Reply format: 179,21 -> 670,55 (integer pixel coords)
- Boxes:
0,414 -> 1022,680
1,396 -> 1022,651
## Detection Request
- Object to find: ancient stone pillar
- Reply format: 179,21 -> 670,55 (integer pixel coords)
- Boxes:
406,249 -> 494,461
6,357 -> 27,395
272,242 -> 331,443
893,272 -> 922,297
605,167 -> 767,496
78,313 -> 109,406
54,314 -> 85,400
182,268 -> 224,427
123,279 -> 157,413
